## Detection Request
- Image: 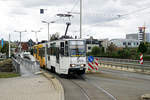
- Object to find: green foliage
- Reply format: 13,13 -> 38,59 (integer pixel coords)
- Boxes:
143,55 -> 150,61
117,49 -> 130,59
138,42 -> 147,53
107,43 -> 117,53
0,72 -> 20,78
91,46 -> 101,56
0,42 -> 9,56
50,32 -> 60,41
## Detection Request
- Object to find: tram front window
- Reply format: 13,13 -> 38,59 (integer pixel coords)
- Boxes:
69,40 -> 86,57
70,48 -> 85,56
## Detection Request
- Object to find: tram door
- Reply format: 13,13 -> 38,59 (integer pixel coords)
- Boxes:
56,47 -> 59,64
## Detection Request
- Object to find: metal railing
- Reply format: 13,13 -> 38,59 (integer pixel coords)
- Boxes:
96,57 -> 150,65
12,56 -> 40,75
12,57 -> 20,74
94,58 -> 150,73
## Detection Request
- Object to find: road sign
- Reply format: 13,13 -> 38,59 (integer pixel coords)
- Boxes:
88,56 -> 94,63
1,38 -> 3,48
140,54 -> 143,64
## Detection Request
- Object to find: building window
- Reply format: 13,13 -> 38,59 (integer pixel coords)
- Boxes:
128,42 -> 131,45
123,42 -> 126,45
134,42 -> 136,45
88,46 -> 91,50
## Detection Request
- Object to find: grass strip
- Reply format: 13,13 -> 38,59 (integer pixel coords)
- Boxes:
0,72 -> 20,78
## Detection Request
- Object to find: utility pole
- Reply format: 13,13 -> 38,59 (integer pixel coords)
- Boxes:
31,30 -> 40,44
42,21 -> 55,41
80,0 -> 82,39
14,30 -> 26,53
9,34 -> 11,58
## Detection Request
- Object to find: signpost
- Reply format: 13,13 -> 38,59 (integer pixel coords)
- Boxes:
88,56 -> 99,72
1,38 -> 3,48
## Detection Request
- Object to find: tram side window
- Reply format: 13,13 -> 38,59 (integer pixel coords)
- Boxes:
65,41 -> 69,56
49,47 -> 57,56
60,42 -> 64,55
39,48 -> 42,57
47,48 -> 51,55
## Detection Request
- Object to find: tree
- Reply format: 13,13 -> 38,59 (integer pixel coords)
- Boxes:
91,46 -> 101,56
138,42 -> 147,53
1,42 -> 9,56
107,43 -> 117,53
50,32 -> 60,41
117,49 -> 130,59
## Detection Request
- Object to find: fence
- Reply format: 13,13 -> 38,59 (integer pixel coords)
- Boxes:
97,57 -> 150,65
12,56 -> 40,75
96,57 -> 150,73
12,58 -> 20,74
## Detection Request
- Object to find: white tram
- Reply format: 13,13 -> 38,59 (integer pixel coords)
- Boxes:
46,39 -> 87,75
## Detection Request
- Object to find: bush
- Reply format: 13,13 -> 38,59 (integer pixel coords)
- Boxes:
143,55 -> 150,61
91,46 -> 101,56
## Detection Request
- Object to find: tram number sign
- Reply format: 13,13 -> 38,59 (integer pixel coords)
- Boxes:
88,56 -> 94,63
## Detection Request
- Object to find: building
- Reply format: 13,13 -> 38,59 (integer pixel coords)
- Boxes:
126,34 -> 138,40
146,33 -> 150,42
110,39 -> 140,48
126,33 -> 150,43
99,39 -> 109,52
86,37 -> 100,52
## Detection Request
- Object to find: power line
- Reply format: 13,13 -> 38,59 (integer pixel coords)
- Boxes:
118,6 -> 150,17
70,0 -> 80,12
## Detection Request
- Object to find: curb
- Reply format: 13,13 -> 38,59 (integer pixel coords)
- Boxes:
41,71 -> 64,100
141,94 -> 150,100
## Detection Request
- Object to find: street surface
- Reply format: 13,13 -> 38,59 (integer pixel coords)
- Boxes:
52,67 -> 150,100
0,62 -> 60,100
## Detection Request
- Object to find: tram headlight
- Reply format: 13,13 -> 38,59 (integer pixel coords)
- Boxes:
80,64 -> 86,67
70,64 -> 76,67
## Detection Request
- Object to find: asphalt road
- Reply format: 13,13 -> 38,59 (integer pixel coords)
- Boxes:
51,68 -> 150,100
86,68 -> 150,100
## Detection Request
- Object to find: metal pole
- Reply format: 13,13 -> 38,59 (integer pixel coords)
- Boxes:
14,30 -> 26,53
31,30 -> 40,44
80,0 -> 82,39
35,32 -> 38,44
20,32 -> 21,53
9,34 -> 11,58
48,23 -> 50,41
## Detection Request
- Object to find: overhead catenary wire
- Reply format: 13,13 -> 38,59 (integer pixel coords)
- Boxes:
70,0 -> 80,13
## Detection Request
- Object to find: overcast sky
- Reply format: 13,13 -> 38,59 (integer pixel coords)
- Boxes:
0,0 -> 150,42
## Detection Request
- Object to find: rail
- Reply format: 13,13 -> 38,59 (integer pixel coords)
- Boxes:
97,59 -> 150,73
12,57 -> 20,74
13,56 -> 40,74
96,57 -> 150,65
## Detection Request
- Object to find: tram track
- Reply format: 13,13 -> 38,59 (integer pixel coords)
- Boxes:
69,79 -> 91,100
79,75 -> 117,100
42,69 -> 117,100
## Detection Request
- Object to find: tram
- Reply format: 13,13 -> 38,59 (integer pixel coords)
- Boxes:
33,39 -> 87,75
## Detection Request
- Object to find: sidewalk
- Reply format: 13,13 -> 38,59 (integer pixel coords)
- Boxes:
0,75 -> 60,100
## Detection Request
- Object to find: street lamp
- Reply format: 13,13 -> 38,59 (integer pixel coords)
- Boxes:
14,30 -> 27,53
31,30 -> 40,44
80,0 -> 82,39
42,21 -> 55,41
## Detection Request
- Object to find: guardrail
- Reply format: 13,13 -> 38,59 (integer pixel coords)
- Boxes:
95,57 -> 150,74
97,57 -> 150,65
12,57 -> 20,74
13,56 -> 40,75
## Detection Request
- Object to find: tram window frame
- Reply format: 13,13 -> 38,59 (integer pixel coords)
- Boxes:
65,41 -> 69,56
60,42 -> 64,56
47,48 -> 51,55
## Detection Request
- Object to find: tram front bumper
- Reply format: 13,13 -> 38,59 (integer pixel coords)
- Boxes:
68,68 -> 86,74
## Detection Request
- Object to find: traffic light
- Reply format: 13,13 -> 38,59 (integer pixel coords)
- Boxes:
40,9 -> 44,14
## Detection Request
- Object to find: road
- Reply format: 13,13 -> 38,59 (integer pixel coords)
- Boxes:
49,68 -> 150,100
